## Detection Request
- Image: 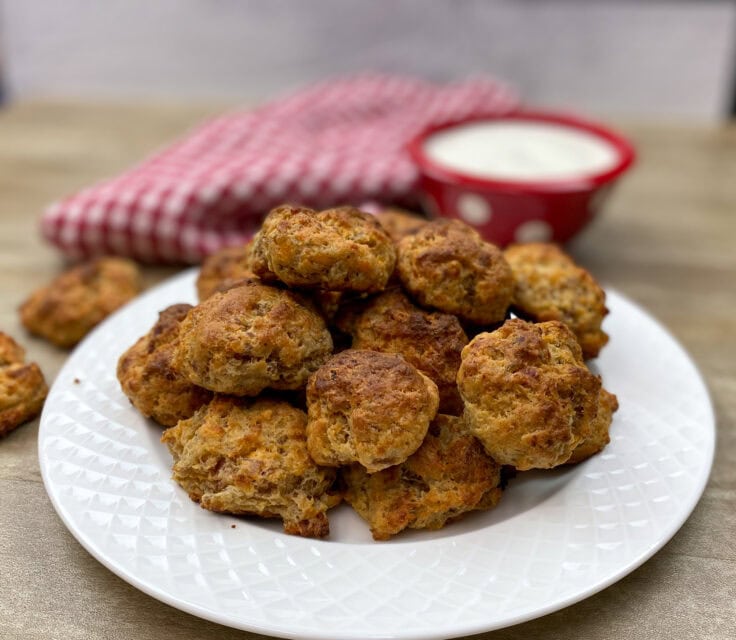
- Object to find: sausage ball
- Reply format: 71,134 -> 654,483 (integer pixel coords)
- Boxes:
504,242 -> 609,359
457,319 -> 604,470
309,290 -> 345,324
196,242 -> 256,301
566,388 -> 619,465
343,414 -> 503,540
0,332 -> 25,366
173,281 -> 333,396
336,289 -> 467,415
374,208 -> 429,244
117,304 -> 213,427
396,219 -> 513,324
306,349 -> 439,473
251,205 -> 396,292
19,257 -> 142,348
0,332 -> 48,436
161,396 -> 339,538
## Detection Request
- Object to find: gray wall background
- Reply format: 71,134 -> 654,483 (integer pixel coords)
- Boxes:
2,0 -> 735,120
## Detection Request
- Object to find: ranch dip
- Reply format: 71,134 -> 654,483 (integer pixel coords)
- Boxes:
423,120 -> 620,182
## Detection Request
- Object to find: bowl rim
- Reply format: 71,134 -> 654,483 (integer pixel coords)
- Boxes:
407,110 -> 636,194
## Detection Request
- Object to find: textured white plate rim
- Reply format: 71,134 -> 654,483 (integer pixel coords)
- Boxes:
37,269 -> 715,640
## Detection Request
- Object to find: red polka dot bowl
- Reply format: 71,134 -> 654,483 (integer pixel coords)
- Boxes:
407,111 -> 636,246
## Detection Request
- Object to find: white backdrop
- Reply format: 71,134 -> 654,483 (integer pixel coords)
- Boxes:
2,0 -> 735,120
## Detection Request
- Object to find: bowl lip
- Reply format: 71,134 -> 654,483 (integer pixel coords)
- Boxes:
407,109 -> 637,194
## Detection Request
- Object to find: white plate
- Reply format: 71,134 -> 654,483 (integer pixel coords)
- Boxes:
38,269 -> 715,640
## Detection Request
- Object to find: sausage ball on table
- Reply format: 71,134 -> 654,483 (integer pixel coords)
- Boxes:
396,219 -> 513,325
173,281 -> 333,396
251,205 -> 396,292
458,318 -> 616,470
336,289 -> 468,415
0,332 -> 48,437
343,414 -> 503,540
19,256 -> 142,348
161,396 -> 340,538
306,349 -> 439,473
117,304 -> 213,427
504,242 -> 609,359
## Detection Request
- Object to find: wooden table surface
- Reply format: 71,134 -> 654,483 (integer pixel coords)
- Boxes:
0,102 -> 734,640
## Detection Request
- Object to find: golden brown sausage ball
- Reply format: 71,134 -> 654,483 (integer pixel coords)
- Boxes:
0,332 -> 26,366
173,281 -> 333,396
309,290 -> 345,323
0,332 -> 48,437
504,242 -> 609,359
457,319 -> 603,470
19,257 -> 142,348
161,396 -> 339,538
374,208 -> 429,244
396,219 -> 513,324
117,304 -> 213,427
306,349 -> 439,473
336,289 -> 467,415
196,242 -> 256,301
251,205 -> 396,292
343,414 -> 503,540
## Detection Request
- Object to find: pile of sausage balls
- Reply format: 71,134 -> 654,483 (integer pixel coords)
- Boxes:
117,205 -> 617,540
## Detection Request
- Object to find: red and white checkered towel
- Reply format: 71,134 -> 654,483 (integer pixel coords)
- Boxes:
41,73 -> 518,264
